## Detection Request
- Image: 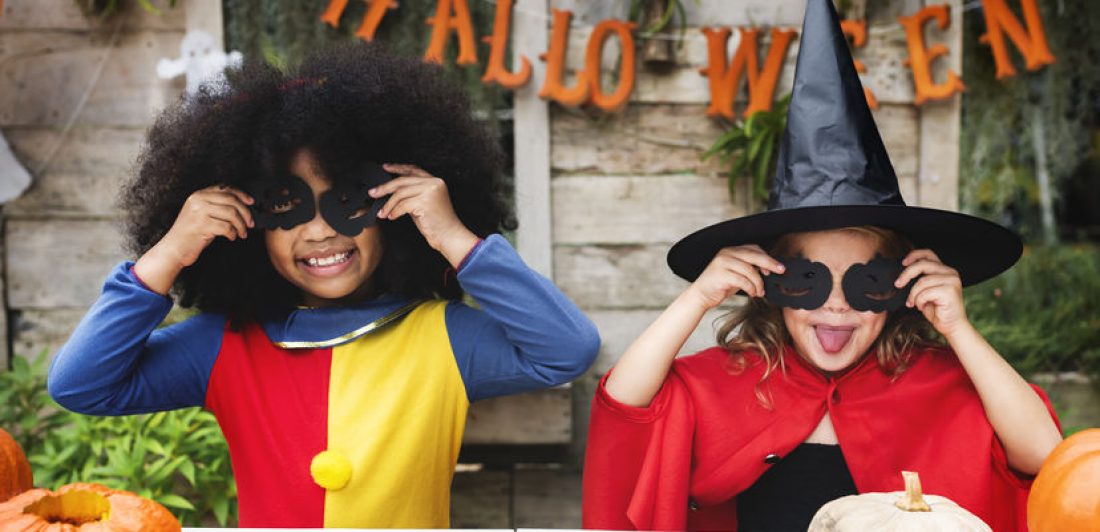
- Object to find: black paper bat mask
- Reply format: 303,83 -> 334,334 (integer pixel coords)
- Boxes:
764,254 -> 913,312
243,161 -> 394,236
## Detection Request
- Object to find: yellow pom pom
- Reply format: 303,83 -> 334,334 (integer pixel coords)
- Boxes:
310,450 -> 352,491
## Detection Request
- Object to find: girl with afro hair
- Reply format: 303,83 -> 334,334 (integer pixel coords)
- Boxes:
49,43 -> 599,528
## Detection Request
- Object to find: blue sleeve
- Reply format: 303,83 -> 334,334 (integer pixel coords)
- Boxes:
47,262 -> 226,415
446,234 -> 600,402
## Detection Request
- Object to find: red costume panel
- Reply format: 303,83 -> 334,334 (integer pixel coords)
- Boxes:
205,323 -> 332,527
583,346 -> 1059,531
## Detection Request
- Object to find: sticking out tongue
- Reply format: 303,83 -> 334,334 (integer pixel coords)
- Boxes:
815,326 -> 855,353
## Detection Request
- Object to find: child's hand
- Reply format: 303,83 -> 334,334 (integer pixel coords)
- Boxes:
134,185 -> 253,295
895,249 -> 969,338
162,185 -> 254,267
370,163 -> 480,268
685,245 -> 786,310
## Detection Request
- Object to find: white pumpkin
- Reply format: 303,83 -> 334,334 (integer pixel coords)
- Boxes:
808,471 -> 991,532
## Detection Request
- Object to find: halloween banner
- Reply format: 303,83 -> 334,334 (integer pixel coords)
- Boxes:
328,0 -> 1054,116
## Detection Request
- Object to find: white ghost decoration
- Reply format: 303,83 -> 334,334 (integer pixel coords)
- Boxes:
157,30 -> 243,95
0,131 -> 32,204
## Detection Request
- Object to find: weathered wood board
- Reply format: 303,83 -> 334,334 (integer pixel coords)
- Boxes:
465,386 -> 572,444
6,219 -> 127,309
450,470 -> 511,528
587,308 -> 735,374
513,467 -> 583,528
554,243 -> 690,309
0,30 -> 183,128
552,175 -> 744,245
0,1 -> 186,31
4,126 -> 143,216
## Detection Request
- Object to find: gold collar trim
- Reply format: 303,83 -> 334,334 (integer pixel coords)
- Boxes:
274,299 -> 424,349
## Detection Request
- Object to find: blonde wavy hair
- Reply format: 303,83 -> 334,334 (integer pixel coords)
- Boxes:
716,226 -> 941,394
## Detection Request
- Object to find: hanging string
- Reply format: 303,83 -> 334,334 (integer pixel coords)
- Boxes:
35,11 -> 127,177
473,0 -> 937,42
477,0 -> 734,42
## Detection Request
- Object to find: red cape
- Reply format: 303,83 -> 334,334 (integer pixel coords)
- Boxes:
582,346 -> 1058,531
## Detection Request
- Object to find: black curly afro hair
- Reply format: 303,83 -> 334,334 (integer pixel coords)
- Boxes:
121,43 -> 515,327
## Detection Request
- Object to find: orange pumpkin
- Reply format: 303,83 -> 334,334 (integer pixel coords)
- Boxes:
0,428 -> 32,502
0,482 -> 181,531
1028,428 -> 1100,531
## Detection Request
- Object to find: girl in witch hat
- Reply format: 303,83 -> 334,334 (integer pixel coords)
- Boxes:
582,1 -> 1061,530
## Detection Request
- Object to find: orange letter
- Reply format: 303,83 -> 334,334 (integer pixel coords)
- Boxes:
320,0 -> 350,27
585,19 -> 637,112
979,0 -> 1055,79
481,0 -> 531,89
320,0 -> 397,42
898,5 -> 966,106
356,0 -> 398,41
424,0 -> 478,65
840,19 -> 878,110
538,10 -> 590,107
699,27 -> 795,119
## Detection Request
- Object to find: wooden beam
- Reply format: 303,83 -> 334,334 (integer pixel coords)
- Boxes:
915,0 -> 962,210
184,0 -> 224,48
513,0 -> 553,277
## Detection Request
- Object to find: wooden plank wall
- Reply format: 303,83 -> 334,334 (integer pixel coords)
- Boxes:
0,1 -> 188,366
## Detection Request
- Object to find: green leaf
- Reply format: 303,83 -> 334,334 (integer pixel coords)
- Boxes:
641,0 -> 677,37
744,113 -> 759,136
146,439 -> 168,457
179,460 -> 196,487
673,0 -> 688,37
703,128 -> 747,160
11,355 -> 30,374
144,456 -> 173,485
729,150 -> 751,177
211,495 -> 229,526
135,0 -> 163,15
146,411 -> 167,432
158,494 -> 196,511
747,129 -> 768,162
54,443 -> 79,464
754,136 -> 777,200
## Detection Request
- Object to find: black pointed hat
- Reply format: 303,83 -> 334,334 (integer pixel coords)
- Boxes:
667,0 -> 1020,286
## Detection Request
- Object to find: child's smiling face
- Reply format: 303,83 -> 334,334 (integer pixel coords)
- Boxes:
781,229 -> 889,373
265,150 -> 384,307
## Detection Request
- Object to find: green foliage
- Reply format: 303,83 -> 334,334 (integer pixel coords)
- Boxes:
223,0 -> 510,127
0,354 -> 67,454
76,0 -> 178,18
702,94 -> 790,204
629,0 -> 690,39
964,244 -> 1100,383
959,1 -> 1100,239
0,357 -> 236,527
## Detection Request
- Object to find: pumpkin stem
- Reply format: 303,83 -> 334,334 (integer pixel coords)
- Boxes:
894,471 -> 932,512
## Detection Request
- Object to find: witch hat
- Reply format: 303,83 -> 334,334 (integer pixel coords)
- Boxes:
667,0 -> 1020,286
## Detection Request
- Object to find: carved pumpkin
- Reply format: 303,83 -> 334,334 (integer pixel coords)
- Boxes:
0,428 -> 32,502
1027,428 -> 1100,531
808,471 -> 991,531
0,482 -> 180,531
